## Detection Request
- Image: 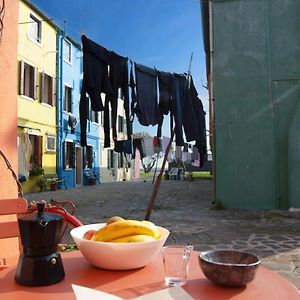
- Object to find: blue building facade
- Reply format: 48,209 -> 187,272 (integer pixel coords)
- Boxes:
57,32 -> 100,188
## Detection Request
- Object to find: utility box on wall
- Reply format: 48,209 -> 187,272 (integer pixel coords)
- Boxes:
202,0 -> 300,209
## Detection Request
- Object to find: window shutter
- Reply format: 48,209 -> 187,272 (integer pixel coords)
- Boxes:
63,142 -> 67,168
71,142 -> 76,168
40,72 -> 44,103
52,77 -> 56,106
19,60 -> 25,95
34,67 -> 38,100
37,136 -> 43,166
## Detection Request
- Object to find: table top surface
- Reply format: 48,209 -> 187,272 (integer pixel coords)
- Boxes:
0,250 -> 299,300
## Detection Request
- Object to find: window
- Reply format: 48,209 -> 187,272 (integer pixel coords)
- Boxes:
63,39 -> 72,63
29,134 -> 42,166
29,14 -> 41,43
64,85 -> 72,113
19,60 -> 37,99
118,115 -> 124,133
100,111 -> 104,126
84,146 -> 94,169
87,97 -> 99,123
107,150 -> 114,169
91,111 -> 99,123
46,134 -> 56,152
40,72 -> 55,106
64,141 -> 75,169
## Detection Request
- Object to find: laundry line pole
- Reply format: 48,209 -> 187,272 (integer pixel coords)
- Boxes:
187,51 -> 193,87
145,129 -> 175,221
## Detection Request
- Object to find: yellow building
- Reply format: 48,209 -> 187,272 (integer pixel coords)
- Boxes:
17,0 -> 58,192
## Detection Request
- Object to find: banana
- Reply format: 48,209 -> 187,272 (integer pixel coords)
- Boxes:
92,220 -> 158,242
141,220 -> 160,239
110,234 -> 156,243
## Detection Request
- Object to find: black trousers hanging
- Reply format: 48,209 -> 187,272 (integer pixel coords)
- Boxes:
104,52 -> 131,148
80,35 -> 112,146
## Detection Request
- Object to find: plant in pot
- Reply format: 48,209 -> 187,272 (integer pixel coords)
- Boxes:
29,165 -> 44,177
36,177 -> 47,192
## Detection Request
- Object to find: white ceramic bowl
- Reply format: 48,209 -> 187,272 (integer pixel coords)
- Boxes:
70,223 -> 170,270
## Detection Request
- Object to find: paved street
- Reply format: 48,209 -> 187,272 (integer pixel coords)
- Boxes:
25,178 -> 300,290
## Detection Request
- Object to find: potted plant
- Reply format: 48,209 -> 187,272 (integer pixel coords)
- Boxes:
36,177 -> 47,192
29,165 -> 44,177
50,181 -> 58,191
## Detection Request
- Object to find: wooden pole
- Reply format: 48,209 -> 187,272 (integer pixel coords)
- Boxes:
145,129 -> 175,220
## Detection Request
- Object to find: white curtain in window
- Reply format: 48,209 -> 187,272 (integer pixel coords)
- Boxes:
18,131 -> 32,179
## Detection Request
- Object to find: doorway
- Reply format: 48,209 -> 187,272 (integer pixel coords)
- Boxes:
75,147 -> 82,185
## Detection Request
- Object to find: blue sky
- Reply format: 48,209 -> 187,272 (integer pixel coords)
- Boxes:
30,0 -> 208,137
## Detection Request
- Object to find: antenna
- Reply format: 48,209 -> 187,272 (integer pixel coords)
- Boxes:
187,52 -> 193,88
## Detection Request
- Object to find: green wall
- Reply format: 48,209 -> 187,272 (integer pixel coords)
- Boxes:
213,0 -> 300,208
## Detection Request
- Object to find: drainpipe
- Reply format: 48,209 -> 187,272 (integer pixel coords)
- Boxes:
57,30 -> 64,182
201,0 -> 215,203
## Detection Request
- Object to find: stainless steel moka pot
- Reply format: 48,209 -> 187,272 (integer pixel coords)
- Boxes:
15,202 -> 65,286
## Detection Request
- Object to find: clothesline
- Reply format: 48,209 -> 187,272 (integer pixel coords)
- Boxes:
79,34 -> 207,168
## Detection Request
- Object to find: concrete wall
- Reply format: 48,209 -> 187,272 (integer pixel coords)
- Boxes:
0,0 -> 20,265
211,0 -> 300,209
18,0 -> 57,186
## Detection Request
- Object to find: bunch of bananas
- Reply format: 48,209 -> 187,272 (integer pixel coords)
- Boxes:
84,216 -> 160,243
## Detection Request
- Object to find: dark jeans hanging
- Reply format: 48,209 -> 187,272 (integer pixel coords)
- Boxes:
133,63 -> 159,126
80,35 -> 112,146
171,74 -> 186,146
157,71 -> 173,138
104,52 -> 131,148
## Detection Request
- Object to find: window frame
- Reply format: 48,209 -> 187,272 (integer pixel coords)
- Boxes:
40,71 -> 55,106
84,145 -> 94,169
63,39 -> 72,64
63,84 -> 73,113
118,115 -> 124,133
19,60 -> 37,100
28,13 -> 42,45
64,140 -> 75,169
45,134 -> 56,153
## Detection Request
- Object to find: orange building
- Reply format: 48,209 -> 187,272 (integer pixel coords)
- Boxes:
0,0 -> 20,266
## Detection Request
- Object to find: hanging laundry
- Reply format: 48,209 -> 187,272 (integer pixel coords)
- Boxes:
123,140 -> 132,155
114,140 -> 124,153
175,146 -> 182,161
158,71 -> 173,115
191,145 -> 199,161
18,131 -> 32,180
104,51 -> 131,148
182,78 -> 202,142
183,143 -> 188,152
132,138 -> 145,159
133,63 -> 159,126
68,115 -> 77,134
157,71 -> 173,139
171,73 -> 187,146
80,35 -> 113,146
153,136 -> 161,153
143,136 -> 155,157
191,77 -> 207,167
192,159 -> 200,167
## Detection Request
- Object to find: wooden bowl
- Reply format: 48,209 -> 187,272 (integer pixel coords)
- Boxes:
199,250 -> 261,287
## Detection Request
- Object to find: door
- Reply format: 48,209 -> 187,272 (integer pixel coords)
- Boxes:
273,80 -> 300,209
75,147 -> 82,185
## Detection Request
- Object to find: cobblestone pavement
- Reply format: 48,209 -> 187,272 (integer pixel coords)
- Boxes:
25,178 -> 300,290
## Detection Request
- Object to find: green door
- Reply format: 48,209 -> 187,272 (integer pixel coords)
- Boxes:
273,80 -> 300,208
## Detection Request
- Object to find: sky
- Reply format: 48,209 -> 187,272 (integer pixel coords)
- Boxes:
30,0 -> 208,137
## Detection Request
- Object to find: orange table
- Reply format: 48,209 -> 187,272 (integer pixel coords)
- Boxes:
0,251 -> 299,299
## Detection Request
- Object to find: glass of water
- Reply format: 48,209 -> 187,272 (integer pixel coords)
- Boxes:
162,245 -> 193,286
